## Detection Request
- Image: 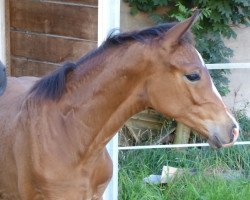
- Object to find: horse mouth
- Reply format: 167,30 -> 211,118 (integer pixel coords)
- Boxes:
208,136 -> 223,149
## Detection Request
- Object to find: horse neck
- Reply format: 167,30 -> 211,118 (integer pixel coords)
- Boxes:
60,45 -> 149,157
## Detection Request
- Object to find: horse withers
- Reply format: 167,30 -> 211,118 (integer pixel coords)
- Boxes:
0,11 -> 239,200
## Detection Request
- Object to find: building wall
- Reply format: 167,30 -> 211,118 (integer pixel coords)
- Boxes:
223,27 -> 250,116
7,0 -> 98,77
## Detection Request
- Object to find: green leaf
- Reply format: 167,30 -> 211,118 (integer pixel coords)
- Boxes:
130,6 -> 139,16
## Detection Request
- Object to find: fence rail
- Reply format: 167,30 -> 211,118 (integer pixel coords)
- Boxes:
207,63 -> 250,69
118,141 -> 250,150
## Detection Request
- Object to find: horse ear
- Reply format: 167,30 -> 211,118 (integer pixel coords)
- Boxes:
164,10 -> 200,46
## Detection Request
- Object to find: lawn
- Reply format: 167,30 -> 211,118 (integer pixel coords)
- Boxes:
118,145 -> 250,200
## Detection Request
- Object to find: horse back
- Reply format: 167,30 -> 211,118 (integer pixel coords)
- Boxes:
0,76 -> 38,105
0,76 -> 40,199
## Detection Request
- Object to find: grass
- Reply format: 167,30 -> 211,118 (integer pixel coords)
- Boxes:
118,145 -> 250,200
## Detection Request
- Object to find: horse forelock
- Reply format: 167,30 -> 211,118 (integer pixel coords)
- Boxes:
29,62 -> 76,101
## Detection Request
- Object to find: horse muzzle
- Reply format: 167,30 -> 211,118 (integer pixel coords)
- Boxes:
208,125 -> 239,149
221,126 -> 239,147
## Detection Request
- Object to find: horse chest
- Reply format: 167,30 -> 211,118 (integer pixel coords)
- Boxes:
27,149 -> 112,199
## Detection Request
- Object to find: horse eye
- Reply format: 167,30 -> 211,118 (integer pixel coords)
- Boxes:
185,73 -> 200,82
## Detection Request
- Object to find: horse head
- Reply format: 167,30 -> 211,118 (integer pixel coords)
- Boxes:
146,11 -> 239,148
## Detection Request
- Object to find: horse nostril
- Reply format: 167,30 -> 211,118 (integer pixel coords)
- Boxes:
232,124 -> 237,129
222,124 -> 239,147
229,124 -> 238,143
229,131 -> 234,143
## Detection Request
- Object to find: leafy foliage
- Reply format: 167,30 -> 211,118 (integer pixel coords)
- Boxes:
124,0 -> 250,96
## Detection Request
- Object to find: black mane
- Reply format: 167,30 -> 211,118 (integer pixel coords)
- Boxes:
29,62 -> 76,101
103,22 -> 193,46
29,22 -> 193,101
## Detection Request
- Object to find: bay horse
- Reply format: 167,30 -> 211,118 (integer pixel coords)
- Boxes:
0,11 -> 239,200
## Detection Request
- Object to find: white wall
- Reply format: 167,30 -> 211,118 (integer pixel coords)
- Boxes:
222,68 -> 250,116
225,27 -> 250,63
223,27 -> 250,116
